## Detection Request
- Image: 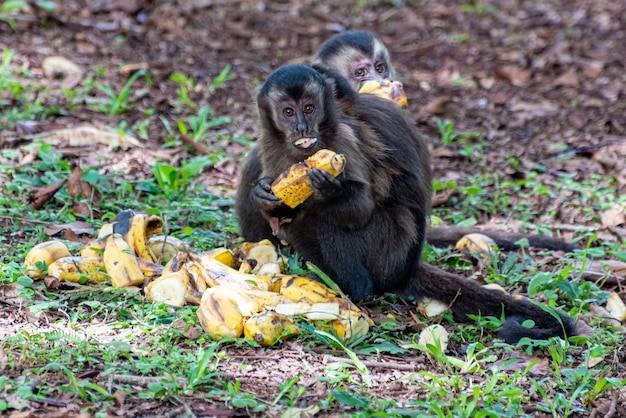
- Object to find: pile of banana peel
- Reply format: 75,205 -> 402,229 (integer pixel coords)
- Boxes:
23,210 -> 373,346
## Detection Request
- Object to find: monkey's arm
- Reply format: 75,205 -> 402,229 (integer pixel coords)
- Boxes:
251,177 -> 296,220
307,168 -> 376,229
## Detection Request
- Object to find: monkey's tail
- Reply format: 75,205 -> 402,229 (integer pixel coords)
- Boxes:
426,226 -> 580,252
407,262 -> 576,343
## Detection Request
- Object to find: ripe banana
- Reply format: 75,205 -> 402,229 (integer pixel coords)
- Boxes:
103,233 -> 145,288
145,269 -> 192,307
197,285 -> 260,339
147,235 -> 190,264
46,256 -> 108,284
359,79 -> 408,108
236,239 -> 282,274
278,275 -> 339,303
243,310 -> 299,346
24,240 -> 72,279
271,149 -> 346,208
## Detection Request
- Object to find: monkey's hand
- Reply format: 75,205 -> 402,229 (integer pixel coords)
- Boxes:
252,178 -> 285,213
307,167 -> 342,201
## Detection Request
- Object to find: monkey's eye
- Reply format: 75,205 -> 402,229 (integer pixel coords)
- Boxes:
283,108 -> 295,117
303,104 -> 315,114
354,68 -> 366,78
375,63 -> 386,74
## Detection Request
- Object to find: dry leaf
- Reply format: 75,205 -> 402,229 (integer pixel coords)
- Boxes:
423,96 -> 451,115
42,56 -> 84,88
44,221 -> 95,237
553,68 -> 579,87
600,207 -> 626,227
29,178 -> 67,210
494,65 -> 531,86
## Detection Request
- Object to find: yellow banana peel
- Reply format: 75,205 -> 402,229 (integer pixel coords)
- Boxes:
197,286 -> 256,339
46,256 -> 108,284
24,240 -> 72,279
103,233 -> 145,288
189,252 -> 275,291
147,235 -> 190,264
244,310 -> 299,346
278,275 -> 340,303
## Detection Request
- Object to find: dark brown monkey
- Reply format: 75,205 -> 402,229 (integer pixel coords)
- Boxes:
313,30 -> 579,252
235,64 -> 575,343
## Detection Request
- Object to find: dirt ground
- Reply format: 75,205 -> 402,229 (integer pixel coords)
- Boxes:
1,0 -> 626,416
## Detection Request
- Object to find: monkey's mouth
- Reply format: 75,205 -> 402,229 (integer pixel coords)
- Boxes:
293,137 -> 318,149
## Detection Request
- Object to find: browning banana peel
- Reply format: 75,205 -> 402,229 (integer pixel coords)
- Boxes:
24,240 -> 72,279
197,286 -> 260,339
271,149 -> 346,208
278,275 -> 340,303
104,233 -> 145,288
243,310 -> 299,346
46,256 -> 108,284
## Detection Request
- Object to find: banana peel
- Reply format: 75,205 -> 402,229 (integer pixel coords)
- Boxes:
271,149 -> 346,208
46,256 -> 108,284
197,285 -> 261,339
147,235 -> 190,264
455,233 -> 496,260
244,310 -> 299,346
278,275 -> 340,303
112,210 -> 163,262
103,233 -> 145,288
189,251 -> 275,291
24,240 -> 72,279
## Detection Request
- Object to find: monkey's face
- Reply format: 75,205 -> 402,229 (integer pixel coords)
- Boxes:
267,85 -> 325,152
314,30 -> 395,90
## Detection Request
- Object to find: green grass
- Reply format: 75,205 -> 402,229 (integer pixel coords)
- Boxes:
0,50 -> 625,417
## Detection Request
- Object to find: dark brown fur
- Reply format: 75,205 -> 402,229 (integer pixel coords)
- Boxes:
312,30 -> 580,253
235,64 -> 575,343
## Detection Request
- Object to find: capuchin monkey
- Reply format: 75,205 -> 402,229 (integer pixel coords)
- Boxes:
312,30 -> 579,252
235,64 -> 575,343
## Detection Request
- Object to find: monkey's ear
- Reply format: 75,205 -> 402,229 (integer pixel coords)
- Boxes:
312,65 -> 357,101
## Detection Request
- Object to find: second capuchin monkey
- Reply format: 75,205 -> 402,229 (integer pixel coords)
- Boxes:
235,64 -> 576,343
313,30 -> 579,252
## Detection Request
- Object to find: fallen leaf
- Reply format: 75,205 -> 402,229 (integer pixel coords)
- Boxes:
494,65 -> 531,86
423,96 -> 451,115
41,56 -> 83,88
67,165 -> 102,205
600,206 -> 626,227
29,178 -> 67,210
553,68 -> 579,87
44,221 -> 94,237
